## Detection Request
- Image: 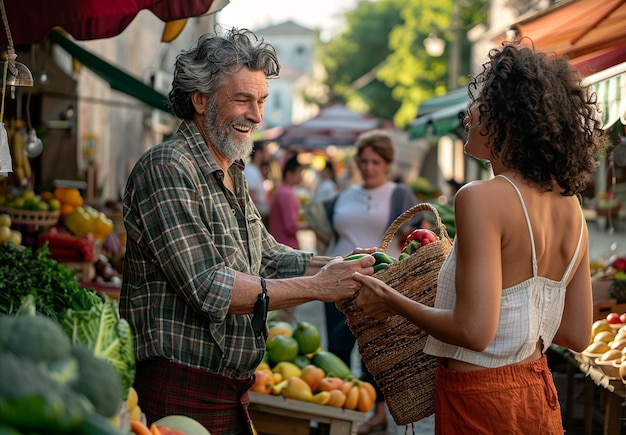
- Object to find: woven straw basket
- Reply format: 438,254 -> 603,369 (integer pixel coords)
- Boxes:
336,202 -> 453,425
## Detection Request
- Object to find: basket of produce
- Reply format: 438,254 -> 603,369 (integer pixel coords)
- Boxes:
336,202 -> 453,425
0,206 -> 60,227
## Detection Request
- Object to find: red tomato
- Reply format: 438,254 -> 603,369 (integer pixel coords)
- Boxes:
619,313 -> 626,324
607,312 -> 621,324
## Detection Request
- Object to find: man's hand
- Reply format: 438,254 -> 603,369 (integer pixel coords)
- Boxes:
315,255 -> 375,302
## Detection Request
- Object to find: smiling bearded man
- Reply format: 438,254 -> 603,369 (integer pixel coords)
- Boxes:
119,27 -> 376,435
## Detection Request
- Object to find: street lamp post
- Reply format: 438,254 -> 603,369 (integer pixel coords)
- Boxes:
448,3 -> 461,90
423,2 -> 461,90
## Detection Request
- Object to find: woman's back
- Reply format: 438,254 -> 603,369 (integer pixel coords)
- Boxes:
463,174 -> 586,288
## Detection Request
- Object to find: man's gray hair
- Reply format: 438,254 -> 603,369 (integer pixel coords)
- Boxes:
168,27 -> 280,120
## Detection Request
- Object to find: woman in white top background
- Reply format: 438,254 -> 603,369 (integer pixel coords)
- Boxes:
321,129 -> 424,433
353,41 -> 605,433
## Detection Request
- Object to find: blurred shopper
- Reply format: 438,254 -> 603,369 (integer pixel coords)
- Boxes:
306,159 -> 339,255
320,129 -> 424,433
244,141 -> 271,226
312,159 -> 339,203
120,27 -> 376,434
354,41 -> 605,434
268,153 -> 308,250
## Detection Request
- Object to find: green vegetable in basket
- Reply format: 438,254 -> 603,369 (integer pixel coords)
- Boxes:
371,252 -> 396,265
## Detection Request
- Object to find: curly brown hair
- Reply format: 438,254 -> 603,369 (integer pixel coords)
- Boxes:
468,40 -> 606,196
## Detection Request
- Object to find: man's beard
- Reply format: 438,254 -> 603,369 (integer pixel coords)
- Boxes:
203,100 -> 254,162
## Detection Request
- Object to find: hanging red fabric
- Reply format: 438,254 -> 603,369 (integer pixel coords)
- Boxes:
0,0 -> 218,46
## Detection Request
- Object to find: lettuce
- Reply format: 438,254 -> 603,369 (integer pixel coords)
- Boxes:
59,298 -> 135,392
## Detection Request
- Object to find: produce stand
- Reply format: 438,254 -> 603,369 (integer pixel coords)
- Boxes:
248,391 -> 367,435
556,295 -> 626,435
560,349 -> 626,435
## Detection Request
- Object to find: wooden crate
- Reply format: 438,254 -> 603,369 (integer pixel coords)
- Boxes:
593,299 -> 626,321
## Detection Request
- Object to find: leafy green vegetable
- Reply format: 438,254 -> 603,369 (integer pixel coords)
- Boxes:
0,243 -> 103,319
59,299 -> 135,393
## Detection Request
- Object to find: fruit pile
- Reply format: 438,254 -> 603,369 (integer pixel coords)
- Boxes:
0,213 -> 21,246
581,313 -> 626,380
0,189 -> 61,212
252,320 -> 376,413
51,187 -> 114,242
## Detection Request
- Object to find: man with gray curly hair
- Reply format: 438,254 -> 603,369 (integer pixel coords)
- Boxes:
120,27 -> 375,433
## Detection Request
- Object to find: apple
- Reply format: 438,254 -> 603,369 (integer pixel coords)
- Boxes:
612,257 -> 626,272
607,312 -> 622,324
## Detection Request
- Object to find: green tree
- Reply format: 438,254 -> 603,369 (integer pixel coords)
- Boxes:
317,0 -> 489,128
316,0 -> 405,121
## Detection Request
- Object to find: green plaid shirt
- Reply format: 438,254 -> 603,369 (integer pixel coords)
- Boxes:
120,120 -> 313,379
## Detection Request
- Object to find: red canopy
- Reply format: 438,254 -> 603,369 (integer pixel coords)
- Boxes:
514,0 -> 626,61
0,0 -> 223,46
278,104 -> 388,148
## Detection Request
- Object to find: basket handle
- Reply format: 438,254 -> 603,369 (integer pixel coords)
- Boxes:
379,202 -> 451,253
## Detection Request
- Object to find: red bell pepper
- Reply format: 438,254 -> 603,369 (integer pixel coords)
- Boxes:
401,228 -> 439,254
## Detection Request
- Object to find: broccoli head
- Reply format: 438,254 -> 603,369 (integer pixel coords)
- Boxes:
70,345 -> 124,418
2,313 -> 71,363
0,353 -> 92,432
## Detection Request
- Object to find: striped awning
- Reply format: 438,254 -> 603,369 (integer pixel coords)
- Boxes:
585,61 -> 626,130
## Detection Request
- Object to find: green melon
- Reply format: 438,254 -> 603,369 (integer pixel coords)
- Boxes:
266,334 -> 299,363
153,415 -> 211,435
292,321 -> 321,355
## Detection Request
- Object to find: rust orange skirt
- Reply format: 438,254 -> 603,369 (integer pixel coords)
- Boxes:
434,355 -> 563,434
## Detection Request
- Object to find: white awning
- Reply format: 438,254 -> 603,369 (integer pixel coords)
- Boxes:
584,61 -> 626,129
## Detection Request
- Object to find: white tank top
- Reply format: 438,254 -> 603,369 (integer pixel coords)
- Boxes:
423,175 -> 584,367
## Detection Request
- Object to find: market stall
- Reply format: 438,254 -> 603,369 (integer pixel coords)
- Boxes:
249,391 -> 367,435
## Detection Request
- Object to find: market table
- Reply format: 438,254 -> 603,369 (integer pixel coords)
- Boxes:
560,347 -> 626,435
248,391 -> 367,435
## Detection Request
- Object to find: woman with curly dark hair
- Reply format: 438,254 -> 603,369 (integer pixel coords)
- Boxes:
352,40 -> 606,433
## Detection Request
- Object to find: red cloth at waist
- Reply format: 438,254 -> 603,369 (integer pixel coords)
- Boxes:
134,358 -> 255,435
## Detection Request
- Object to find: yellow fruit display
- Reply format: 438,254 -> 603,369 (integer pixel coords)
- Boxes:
281,376 -> 313,402
600,349 -> 623,362
586,341 -> 611,355
126,386 -> 139,410
593,330 -> 616,344
0,226 -> 10,244
256,362 -> 271,372
7,230 -> 21,246
0,213 -> 11,227
272,361 -> 302,379
126,386 -> 142,421
592,319 -> 613,337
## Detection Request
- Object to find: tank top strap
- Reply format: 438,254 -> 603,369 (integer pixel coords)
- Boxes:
561,207 -> 585,282
497,174 -> 537,277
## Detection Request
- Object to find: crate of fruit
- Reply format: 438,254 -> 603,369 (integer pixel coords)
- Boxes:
0,206 -> 60,227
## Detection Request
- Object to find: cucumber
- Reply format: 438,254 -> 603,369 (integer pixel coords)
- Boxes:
371,252 -> 394,265
311,351 -> 353,380
344,254 -> 367,261
373,263 -> 390,273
